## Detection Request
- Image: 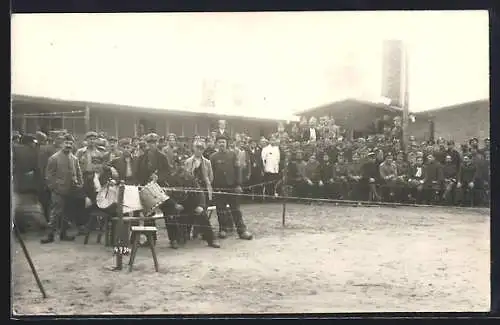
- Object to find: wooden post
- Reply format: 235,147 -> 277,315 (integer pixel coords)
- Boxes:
112,181 -> 126,271
84,105 -> 90,133
14,226 -> 47,298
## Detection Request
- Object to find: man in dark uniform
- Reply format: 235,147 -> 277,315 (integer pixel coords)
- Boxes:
108,138 -> 138,185
104,136 -> 122,162
135,133 -> 184,249
394,151 -> 409,202
442,154 -> 459,205
209,134 -> 253,240
319,152 -> 334,199
379,153 -> 398,202
332,153 -> 349,199
474,149 -> 490,206
347,152 -> 364,201
361,152 -> 381,201
248,139 -> 263,200
456,154 -> 477,206
423,153 -> 444,204
445,140 -> 461,170
407,156 -> 426,203
302,153 -> 321,199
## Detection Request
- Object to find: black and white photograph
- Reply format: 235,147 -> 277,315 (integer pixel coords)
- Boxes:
11,11 -> 490,315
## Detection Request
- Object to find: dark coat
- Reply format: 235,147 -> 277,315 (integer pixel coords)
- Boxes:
301,128 -> 321,142
109,156 -> 138,183
210,150 -> 241,188
458,163 -> 476,184
45,150 -> 83,195
424,161 -> 444,184
361,161 -> 380,181
13,144 -> 40,193
37,144 -> 58,185
408,164 -> 426,181
135,149 -> 173,186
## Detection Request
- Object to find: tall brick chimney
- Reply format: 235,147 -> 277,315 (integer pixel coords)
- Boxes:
381,40 -> 407,108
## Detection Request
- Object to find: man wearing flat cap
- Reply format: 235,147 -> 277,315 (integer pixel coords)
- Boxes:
108,138 -> 138,185
379,152 -> 399,201
136,133 -> 184,249
361,152 -> 382,201
104,136 -> 122,162
210,134 -> 253,240
41,134 -> 83,243
76,131 -> 105,229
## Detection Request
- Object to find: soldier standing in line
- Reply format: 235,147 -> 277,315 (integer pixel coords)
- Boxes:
41,134 -> 83,244
209,134 -> 253,240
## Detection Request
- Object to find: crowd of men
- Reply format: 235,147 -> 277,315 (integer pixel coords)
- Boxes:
12,116 -> 490,250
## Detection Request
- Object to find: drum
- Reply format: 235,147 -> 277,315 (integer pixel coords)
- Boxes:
97,183 -> 119,209
140,182 -> 169,216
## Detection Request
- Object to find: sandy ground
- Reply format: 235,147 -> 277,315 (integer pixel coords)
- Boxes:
12,203 -> 490,315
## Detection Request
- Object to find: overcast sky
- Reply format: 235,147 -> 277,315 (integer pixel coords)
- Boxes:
11,11 -> 489,117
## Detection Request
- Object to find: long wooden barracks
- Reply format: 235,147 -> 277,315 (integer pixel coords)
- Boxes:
12,94 -> 294,141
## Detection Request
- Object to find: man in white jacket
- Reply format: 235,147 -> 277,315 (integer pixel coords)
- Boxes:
261,136 -> 281,199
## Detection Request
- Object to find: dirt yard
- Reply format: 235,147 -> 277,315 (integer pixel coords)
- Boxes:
12,203 -> 490,315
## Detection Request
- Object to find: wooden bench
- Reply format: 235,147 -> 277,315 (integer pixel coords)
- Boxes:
128,226 -> 159,272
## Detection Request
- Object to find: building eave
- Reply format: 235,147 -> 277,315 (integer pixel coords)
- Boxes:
12,94 -> 297,123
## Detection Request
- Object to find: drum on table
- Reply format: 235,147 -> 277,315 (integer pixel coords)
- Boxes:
139,182 -> 169,216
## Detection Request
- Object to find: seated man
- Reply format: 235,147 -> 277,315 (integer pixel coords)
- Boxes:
407,156 -> 426,204
332,153 -> 350,200
290,150 -> 307,198
361,152 -> 381,201
456,154 -> 477,206
347,152 -> 364,201
378,153 -> 398,202
394,151 -> 410,202
442,154 -> 459,205
423,153 -> 444,205
303,153 -> 322,199
319,152 -> 334,199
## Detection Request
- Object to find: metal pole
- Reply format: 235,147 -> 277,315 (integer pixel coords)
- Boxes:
14,226 -> 47,298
